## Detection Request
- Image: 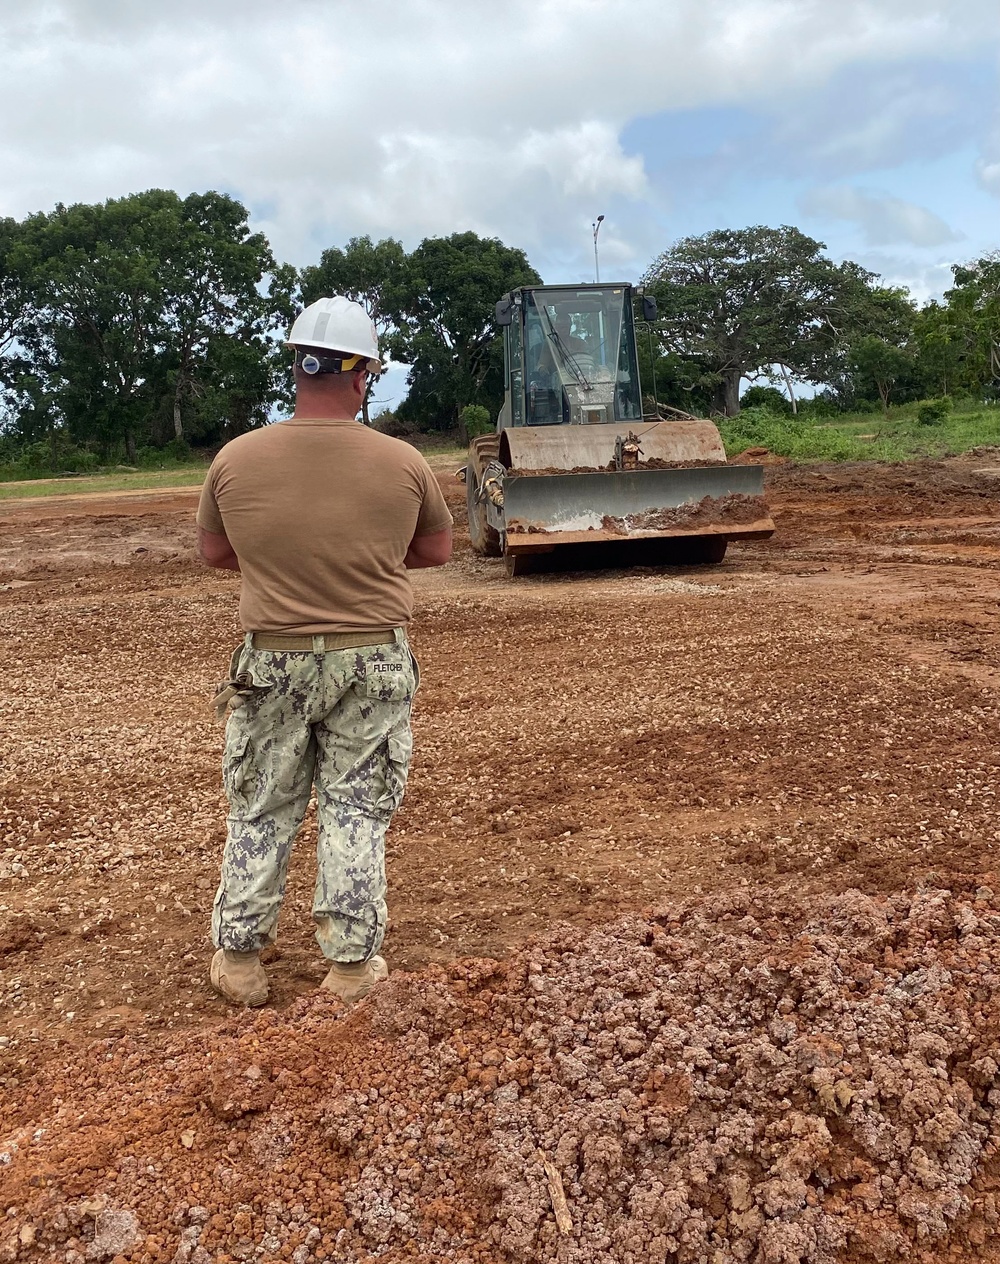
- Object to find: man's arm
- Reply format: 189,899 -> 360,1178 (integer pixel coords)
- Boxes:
197,526 -> 241,571
404,526 -> 452,569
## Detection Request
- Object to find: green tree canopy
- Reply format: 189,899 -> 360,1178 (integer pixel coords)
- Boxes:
936,254 -> 1000,397
642,225 -> 877,416
4,189 -> 288,459
156,190 -> 286,441
389,232 -> 541,429
299,235 -> 410,425
0,217 -> 32,359
15,192 -> 169,460
848,335 -> 916,413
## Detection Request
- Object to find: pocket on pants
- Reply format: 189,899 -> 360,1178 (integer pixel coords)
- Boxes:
365,650 -> 416,702
223,728 -> 254,806
375,728 -> 413,817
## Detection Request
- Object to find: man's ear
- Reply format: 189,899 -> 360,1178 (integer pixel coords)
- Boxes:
352,369 -> 368,398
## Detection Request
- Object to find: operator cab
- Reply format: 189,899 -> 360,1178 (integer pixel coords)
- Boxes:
496,284 -> 642,429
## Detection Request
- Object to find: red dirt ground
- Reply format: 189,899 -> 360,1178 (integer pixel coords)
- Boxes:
2,453 -> 1000,1261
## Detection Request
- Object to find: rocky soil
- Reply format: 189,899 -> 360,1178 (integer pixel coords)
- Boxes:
2,454 -> 1000,1261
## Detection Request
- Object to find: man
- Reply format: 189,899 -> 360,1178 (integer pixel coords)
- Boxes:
197,295 -> 453,1008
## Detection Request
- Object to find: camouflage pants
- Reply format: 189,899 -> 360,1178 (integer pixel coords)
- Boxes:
211,630 -> 416,963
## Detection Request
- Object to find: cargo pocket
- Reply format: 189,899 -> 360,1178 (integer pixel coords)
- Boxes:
223,728 -> 254,809
365,651 -> 415,702
374,728 -> 413,818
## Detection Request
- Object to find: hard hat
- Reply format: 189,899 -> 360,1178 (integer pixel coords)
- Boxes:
286,296 -> 383,373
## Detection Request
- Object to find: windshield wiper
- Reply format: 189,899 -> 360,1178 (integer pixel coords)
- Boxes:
542,309 -> 593,391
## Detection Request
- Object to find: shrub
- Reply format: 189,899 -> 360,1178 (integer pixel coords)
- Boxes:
797,394 -> 842,419
916,397 -> 954,426
740,385 -> 792,415
718,406 -> 787,453
12,440 -> 100,476
371,410 -> 416,438
161,437 -> 192,461
459,404 -> 493,440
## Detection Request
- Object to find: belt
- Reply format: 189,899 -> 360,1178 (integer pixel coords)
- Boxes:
250,631 -> 396,651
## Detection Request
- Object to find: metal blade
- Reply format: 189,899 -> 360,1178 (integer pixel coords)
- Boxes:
503,465 -> 774,553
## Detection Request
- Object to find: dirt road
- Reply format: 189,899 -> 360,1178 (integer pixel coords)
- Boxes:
2,454 -> 1000,1261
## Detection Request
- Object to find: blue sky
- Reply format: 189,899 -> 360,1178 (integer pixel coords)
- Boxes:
1,0 -> 998,407
613,56 -> 1000,300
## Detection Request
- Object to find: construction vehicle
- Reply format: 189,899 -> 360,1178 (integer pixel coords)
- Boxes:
461,283 -> 774,575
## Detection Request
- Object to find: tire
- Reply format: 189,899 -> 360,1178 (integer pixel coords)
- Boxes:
683,536 -> 728,565
467,437 -> 502,557
504,551 -> 544,577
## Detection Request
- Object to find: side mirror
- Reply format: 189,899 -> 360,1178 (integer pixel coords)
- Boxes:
495,298 -> 514,327
641,295 -> 658,322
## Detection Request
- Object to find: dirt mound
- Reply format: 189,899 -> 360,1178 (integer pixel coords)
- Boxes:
732,446 -> 789,465
2,884 -> 999,1262
600,493 -> 771,535
764,458 -> 1000,518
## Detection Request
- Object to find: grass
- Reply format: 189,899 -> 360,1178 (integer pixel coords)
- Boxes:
3,405 -> 996,497
0,466 -> 208,500
0,438 -> 468,499
718,400 -> 1000,463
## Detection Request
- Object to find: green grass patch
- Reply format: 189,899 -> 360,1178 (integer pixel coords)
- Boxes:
719,400 -> 1000,462
0,467 -> 208,500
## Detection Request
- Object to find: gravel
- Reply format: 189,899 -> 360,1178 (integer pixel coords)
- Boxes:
2,882 -> 999,1262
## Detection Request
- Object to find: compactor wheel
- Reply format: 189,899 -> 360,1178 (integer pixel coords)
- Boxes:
685,537 -> 728,565
467,435 -> 502,557
504,552 -> 544,577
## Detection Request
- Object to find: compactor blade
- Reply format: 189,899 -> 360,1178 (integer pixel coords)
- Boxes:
503,465 -> 774,555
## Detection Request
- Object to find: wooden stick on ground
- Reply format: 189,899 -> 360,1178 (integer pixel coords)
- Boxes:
537,1149 -> 573,1235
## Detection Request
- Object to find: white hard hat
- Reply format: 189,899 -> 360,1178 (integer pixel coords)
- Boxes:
286,296 -> 383,373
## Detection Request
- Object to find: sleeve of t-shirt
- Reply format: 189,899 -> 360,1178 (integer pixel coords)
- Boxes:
196,461 -> 226,535
412,457 -> 454,537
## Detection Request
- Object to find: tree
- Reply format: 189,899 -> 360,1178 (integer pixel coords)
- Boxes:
634,329 -> 718,417
16,193 -> 169,461
0,218 -> 32,359
8,190 -> 290,459
642,226 -> 875,416
831,284 -> 918,412
913,302 -> 964,399
848,336 -> 915,413
0,218 -> 40,443
389,232 -> 541,430
157,191 -> 282,441
299,236 -> 409,426
935,254 -> 1000,398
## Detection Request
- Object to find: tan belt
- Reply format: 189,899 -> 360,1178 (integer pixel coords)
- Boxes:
250,631 -> 396,651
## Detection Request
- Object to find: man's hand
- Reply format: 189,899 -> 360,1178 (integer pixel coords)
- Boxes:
198,527 -> 240,571
404,527 -> 452,569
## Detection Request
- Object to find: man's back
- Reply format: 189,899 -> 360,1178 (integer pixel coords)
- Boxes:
198,419 -> 452,634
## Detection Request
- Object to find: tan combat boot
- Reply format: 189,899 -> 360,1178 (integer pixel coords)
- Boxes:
320,955 -> 389,1004
210,949 -> 269,1007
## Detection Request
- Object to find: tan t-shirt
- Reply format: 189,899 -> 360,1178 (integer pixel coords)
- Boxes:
197,419 -> 453,633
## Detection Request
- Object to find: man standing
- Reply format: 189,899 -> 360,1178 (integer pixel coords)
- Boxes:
197,296 -> 453,1008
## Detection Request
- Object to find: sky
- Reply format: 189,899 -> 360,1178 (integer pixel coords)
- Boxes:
1,0 -> 998,402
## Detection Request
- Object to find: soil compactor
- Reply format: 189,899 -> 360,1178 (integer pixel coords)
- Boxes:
462,283 -> 774,575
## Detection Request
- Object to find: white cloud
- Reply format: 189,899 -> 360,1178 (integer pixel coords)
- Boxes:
849,254 -> 957,302
0,0 -> 996,278
976,122 -> 1000,196
799,185 -> 961,247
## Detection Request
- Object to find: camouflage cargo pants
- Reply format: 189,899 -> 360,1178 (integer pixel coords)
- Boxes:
211,630 -> 417,963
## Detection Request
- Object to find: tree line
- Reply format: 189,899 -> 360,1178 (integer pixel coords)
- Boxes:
0,188 -> 539,469
1,191 -> 997,471
641,225 -> 1000,420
